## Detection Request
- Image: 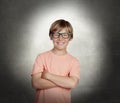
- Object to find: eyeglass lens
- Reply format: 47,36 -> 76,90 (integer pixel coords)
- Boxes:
53,33 -> 71,39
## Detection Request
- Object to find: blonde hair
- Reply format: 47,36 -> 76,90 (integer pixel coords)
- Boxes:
49,19 -> 73,39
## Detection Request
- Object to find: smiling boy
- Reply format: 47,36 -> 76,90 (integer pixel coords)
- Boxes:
31,19 -> 80,103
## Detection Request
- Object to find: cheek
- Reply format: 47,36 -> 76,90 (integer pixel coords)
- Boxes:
52,39 -> 58,44
51,37 -> 57,41
65,39 -> 70,43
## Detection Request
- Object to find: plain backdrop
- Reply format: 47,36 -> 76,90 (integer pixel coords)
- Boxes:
0,0 -> 120,103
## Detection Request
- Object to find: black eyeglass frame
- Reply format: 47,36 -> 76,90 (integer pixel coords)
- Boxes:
51,32 -> 72,39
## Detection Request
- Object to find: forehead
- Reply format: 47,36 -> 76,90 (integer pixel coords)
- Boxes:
56,28 -> 68,33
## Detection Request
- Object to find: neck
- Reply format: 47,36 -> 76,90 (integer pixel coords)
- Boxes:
52,48 -> 67,55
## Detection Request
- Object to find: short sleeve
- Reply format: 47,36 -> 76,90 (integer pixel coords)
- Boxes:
69,59 -> 80,79
31,55 -> 44,76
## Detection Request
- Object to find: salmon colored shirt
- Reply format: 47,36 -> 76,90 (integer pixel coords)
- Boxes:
31,50 -> 80,103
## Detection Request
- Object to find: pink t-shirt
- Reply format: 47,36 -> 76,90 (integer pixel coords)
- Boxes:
31,50 -> 80,103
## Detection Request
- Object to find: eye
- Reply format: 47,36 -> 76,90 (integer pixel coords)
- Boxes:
53,33 -> 59,38
63,33 -> 69,37
54,33 -> 59,36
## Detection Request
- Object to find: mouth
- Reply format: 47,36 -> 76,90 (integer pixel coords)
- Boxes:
57,42 -> 65,46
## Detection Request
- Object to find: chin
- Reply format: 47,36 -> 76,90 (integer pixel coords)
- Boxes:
55,46 -> 66,50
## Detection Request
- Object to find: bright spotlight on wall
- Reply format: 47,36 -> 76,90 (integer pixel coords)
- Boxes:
18,1 -> 107,97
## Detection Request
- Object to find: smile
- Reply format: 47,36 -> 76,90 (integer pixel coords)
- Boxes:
57,42 -> 65,46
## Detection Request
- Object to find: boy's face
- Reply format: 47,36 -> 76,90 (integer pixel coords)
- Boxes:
51,29 -> 71,51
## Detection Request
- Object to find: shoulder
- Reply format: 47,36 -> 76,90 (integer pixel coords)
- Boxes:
67,54 -> 80,66
34,51 -> 51,63
67,54 -> 80,69
37,50 -> 51,59
68,53 -> 79,62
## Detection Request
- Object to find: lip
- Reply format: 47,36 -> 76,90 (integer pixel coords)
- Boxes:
57,42 -> 65,46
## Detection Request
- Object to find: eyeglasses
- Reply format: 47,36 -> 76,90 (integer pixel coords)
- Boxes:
52,32 -> 72,39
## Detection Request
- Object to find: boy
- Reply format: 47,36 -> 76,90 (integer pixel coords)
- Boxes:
31,19 -> 80,103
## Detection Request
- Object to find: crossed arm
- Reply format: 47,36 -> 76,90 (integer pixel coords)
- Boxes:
32,71 -> 79,90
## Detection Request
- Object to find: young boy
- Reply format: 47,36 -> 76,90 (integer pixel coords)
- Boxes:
31,19 -> 80,103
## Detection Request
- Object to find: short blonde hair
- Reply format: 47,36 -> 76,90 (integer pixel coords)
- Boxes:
49,19 -> 73,39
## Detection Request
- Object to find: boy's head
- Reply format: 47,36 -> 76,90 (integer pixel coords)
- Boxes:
49,19 -> 73,40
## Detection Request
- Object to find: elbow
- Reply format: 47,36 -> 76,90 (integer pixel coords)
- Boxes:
32,81 -> 37,89
31,79 -> 40,89
71,82 -> 77,88
71,79 -> 79,89
32,78 -> 45,90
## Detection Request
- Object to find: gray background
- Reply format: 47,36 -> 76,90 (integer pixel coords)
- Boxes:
0,0 -> 120,103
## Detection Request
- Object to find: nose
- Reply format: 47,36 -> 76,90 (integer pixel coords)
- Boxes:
59,35 -> 63,40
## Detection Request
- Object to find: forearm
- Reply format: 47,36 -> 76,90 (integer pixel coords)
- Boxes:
33,78 -> 57,90
32,73 -> 57,90
45,73 -> 79,89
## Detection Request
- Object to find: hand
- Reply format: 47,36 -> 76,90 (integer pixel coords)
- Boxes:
41,70 -> 50,79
